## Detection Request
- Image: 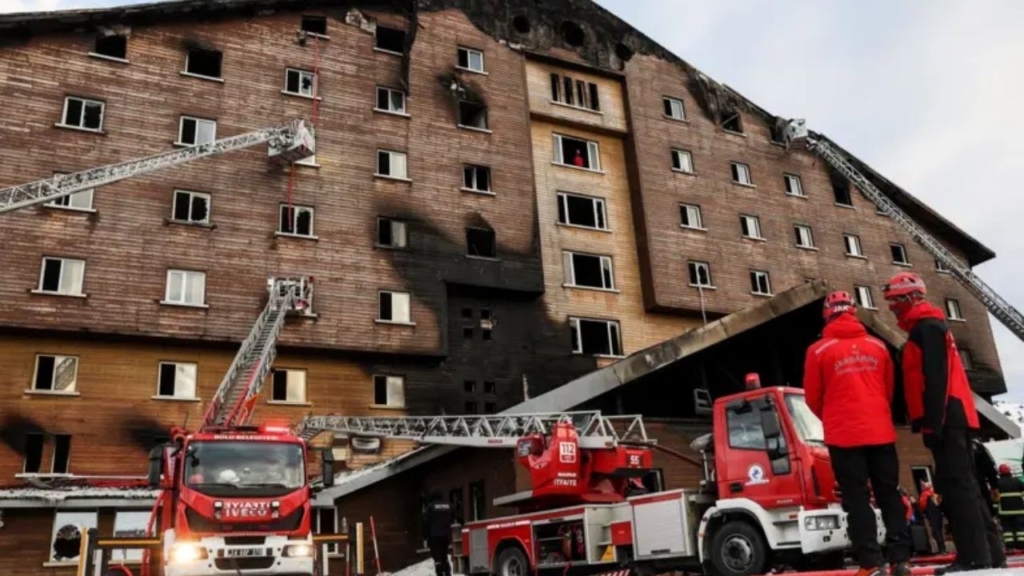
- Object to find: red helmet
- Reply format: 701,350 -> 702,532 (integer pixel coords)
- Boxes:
1000,463 -> 1011,475
823,290 -> 855,319
883,272 -> 927,300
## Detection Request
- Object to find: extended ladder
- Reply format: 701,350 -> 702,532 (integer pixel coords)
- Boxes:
785,120 -> 1024,342
295,411 -> 653,449
0,120 -> 314,214
201,277 -> 314,429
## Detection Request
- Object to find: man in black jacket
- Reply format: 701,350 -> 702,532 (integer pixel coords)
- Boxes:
422,491 -> 453,576
975,439 -> 1000,517
998,464 -> 1024,551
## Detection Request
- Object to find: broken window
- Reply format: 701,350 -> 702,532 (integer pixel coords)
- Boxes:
377,217 -> 407,248
945,299 -> 964,321
663,96 -> 685,120
549,73 -> 599,111
376,150 -> 408,179
61,96 -> 104,131
557,192 -> 606,230
464,380 -> 476,392
23,433 -> 43,474
784,174 -> 804,197
157,362 -> 197,399
688,261 -> 712,287
463,165 -> 491,193
890,243 -> 909,265
484,381 -> 496,393
458,101 -> 489,130
466,228 -> 496,258
749,270 -> 771,296
959,348 -> 974,370
570,317 -> 622,357
172,190 -> 210,224
178,116 -> 216,146
553,134 -> 601,170
93,34 -> 127,60
48,173 -> 94,211
375,26 -> 406,54
854,285 -> 875,309
731,162 -> 752,185
38,257 -> 85,296
284,68 -> 316,98
279,204 -> 314,237
375,86 -> 406,114
52,434 -> 71,474
301,15 -> 327,36
794,225 -> 814,248
680,204 -> 703,229
378,291 -> 411,323
740,214 -> 762,239
184,47 -> 222,78
373,374 -> 405,407
672,149 -> 694,173
457,46 -> 484,72
33,354 -> 78,393
833,182 -> 853,206
563,252 -> 614,290
843,234 -> 863,257
721,110 -> 742,133
164,269 -> 205,306
271,368 -> 306,403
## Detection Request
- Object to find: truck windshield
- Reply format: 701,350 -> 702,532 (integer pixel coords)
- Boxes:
184,441 -> 304,496
784,394 -> 825,445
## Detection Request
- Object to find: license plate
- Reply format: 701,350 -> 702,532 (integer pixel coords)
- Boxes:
225,547 -> 266,557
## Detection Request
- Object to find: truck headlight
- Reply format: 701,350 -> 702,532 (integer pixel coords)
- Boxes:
805,515 -> 839,531
169,542 -> 208,563
284,544 -> 313,557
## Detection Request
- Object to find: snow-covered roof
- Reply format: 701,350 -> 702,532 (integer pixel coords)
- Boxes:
0,479 -> 158,509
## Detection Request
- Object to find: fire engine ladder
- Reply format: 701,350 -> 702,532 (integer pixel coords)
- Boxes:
294,411 -> 654,449
0,119 -> 315,214
200,277 -> 314,429
785,120 -> 1024,342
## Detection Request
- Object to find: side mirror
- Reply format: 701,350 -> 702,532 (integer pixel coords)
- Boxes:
147,446 -> 164,487
321,448 -> 335,488
760,407 -> 782,440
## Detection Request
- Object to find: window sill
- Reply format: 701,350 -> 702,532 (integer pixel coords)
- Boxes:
375,319 -> 416,327
558,222 -> 611,233
460,187 -> 496,196
281,90 -> 322,100
689,284 -> 717,290
374,108 -> 410,118
18,473 -> 73,480
300,31 -> 330,41
742,236 -> 767,243
44,562 -> 79,568
267,400 -> 313,407
374,174 -> 412,183
672,169 -> 697,176
179,71 -> 225,83
844,254 -> 868,260
834,203 -> 856,210
369,404 -> 406,411
30,289 -> 87,299
663,114 -> 688,123
796,245 -> 819,251
457,125 -> 492,134
751,292 -> 773,298
24,389 -> 81,397
173,141 -> 214,148
455,66 -> 488,76
160,301 -> 210,309
552,162 -> 604,175
54,123 -> 105,135
892,261 -> 913,268
166,218 -> 215,229
732,182 -> 756,189
295,161 -> 321,169
937,269 -> 952,275
949,318 -> 967,323
582,353 -> 626,360
563,284 -> 620,294
861,306 -> 879,311
374,243 -> 410,251
785,193 -> 808,200
46,204 -> 97,214
373,47 -> 404,57
88,52 -> 129,64
275,232 -> 320,241
151,395 -> 201,402
723,129 -> 747,138
466,254 -> 500,262
550,101 -> 603,115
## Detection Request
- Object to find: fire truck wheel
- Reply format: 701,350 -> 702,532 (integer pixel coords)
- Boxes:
494,545 -> 529,576
709,521 -> 768,576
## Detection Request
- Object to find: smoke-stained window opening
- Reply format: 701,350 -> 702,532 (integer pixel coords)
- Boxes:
560,21 -> 585,47
466,227 -> 496,258
184,47 -> 222,78
300,15 -> 327,36
375,26 -> 406,54
512,15 -> 531,34
93,34 -> 127,60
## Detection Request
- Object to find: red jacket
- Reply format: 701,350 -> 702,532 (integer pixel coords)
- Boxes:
899,302 -> 979,434
803,312 -> 897,447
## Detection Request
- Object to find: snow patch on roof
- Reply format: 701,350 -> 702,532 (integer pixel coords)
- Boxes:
0,486 -> 159,502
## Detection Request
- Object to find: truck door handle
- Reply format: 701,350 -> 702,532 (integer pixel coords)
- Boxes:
729,483 -> 742,493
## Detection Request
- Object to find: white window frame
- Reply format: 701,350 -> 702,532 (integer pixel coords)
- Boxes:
679,203 -> 704,230
48,173 -> 95,211
110,511 -> 151,562
457,46 -> 485,73
315,506 -> 342,555
278,204 -> 316,238
671,149 -> 694,174
375,86 -> 407,115
163,269 -> 206,307
843,234 -> 863,257
749,270 -> 772,296
31,354 -> 79,394
376,217 -> 408,248
155,361 -> 198,400
60,96 -> 105,132
946,298 -> 964,321
890,243 -> 910,265
556,192 -> 607,230
36,257 -> 86,296
731,162 -> 752,186
171,189 -> 211,224
283,67 -> 317,98
663,96 -> 685,120
740,214 -> 763,239
177,116 -> 217,146
563,251 -> 615,291
372,374 -> 405,408
552,134 -> 601,172
376,149 -> 409,180
854,285 -> 877,309
462,164 -> 492,194
49,511 -> 98,565
688,261 -> 713,288
569,317 -> 623,358
377,290 -> 412,324
784,174 -> 804,197
795,225 -> 815,249
549,73 -> 600,112
270,368 -> 307,404
183,48 -> 222,80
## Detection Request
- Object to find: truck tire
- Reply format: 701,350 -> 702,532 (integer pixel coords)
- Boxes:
709,521 -> 768,576
494,546 -> 529,576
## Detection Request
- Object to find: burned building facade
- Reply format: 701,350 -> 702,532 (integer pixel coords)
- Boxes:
0,0 -> 1007,573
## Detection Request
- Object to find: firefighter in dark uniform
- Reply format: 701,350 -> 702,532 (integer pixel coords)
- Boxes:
997,464 -> 1024,551
422,490 -> 453,576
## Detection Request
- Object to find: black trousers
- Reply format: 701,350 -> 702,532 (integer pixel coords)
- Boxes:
428,536 -> 452,576
829,443 -> 912,568
927,427 -> 1005,567
924,508 -> 946,553
1001,514 -> 1024,550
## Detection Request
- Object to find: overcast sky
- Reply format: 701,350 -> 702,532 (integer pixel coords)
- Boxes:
3,0 -> 1022,401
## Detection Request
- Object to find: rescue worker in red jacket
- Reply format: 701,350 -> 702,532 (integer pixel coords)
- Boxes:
883,272 -> 1006,573
804,290 -> 911,576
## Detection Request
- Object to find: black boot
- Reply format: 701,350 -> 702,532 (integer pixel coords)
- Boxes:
933,561 -> 989,574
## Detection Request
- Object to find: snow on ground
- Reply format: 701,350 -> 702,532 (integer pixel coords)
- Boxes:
385,558 -> 464,576
995,401 -> 1024,426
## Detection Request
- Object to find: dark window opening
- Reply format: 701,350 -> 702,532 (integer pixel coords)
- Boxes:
185,48 -> 222,78
688,261 -> 712,287
550,73 -> 560,102
279,205 -> 314,236
463,165 -> 491,192
458,102 -> 488,130
94,34 -> 127,59
464,401 -> 478,414
372,375 -> 400,406
480,309 -> 491,320
466,228 -> 496,258
563,77 -> 574,106
560,21 -> 585,47
52,434 -> 71,474
173,191 -> 209,223
588,83 -> 600,111
891,244 -> 909,264
721,111 -> 742,133
484,381 -> 496,393
24,433 -> 44,474
482,329 -> 492,341
615,42 -> 634,61
158,363 -> 177,396
377,218 -> 407,248
301,15 -> 327,36
833,183 -> 853,206
40,261 -> 62,293
462,308 -> 473,318
558,193 -> 605,229
572,318 -> 621,356
469,480 -> 485,521
464,380 -> 476,392
34,355 -> 56,390
463,327 -> 474,339
556,136 -> 595,169
512,15 -> 531,34
375,26 -> 406,53
272,370 -> 289,401
484,402 -> 497,414
449,488 -> 465,524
